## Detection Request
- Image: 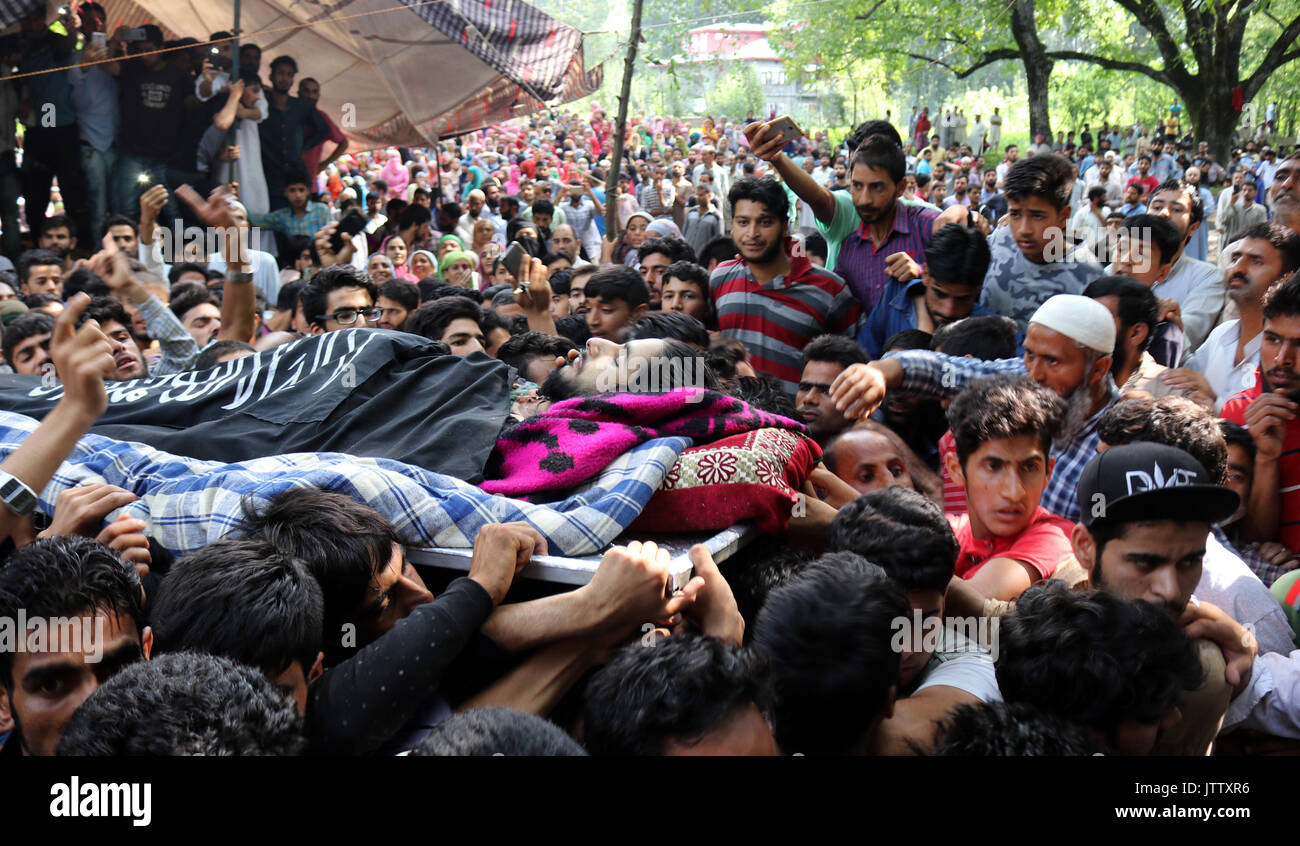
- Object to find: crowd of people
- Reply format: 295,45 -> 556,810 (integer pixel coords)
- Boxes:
4,2 -> 1300,758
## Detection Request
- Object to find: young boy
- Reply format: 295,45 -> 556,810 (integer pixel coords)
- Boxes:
944,374 -> 1075,602
583,265 -> 650,341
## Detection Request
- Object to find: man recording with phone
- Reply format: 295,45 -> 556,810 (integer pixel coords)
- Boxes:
561,178 -> 603,270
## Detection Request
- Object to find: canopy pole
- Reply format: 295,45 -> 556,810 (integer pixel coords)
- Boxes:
603,0 -> 643,239
221,0 -> 243,180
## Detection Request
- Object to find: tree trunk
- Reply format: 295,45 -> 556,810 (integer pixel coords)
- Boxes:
1010,0 -> 1053,143
1184,79 -> 1234,165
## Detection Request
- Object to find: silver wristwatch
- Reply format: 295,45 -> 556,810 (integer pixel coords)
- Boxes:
0,470 -> 37,515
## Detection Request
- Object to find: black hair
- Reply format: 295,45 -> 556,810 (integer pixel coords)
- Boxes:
931,315 -> 1018,360
0,537 -> 143,690
404,296 -> 483,343
730,373 -> 798,417
21,293 -> 60,310
554,314 -> 590,345
629,310 -> 709,348
1087,185 -> 1108,204
168,261 -> 209,287
1219,419 -> 1256,465
1150,178 -> 1203,225
1002,154 -> 1074,210
926,224 -> 991,289
662,260 -> 709,295
496,330 -> 577,375
548,268 -> 573,296
847,119 -> 903,152
397,203 -> 432,232
39,213 -> 75,239
531,198 -> 555,218
60,267 -> 109,300
883,328 -> 932,352
719,541 -> 813,642
1264,270 -> 1300,321
194,339 -> 255,371
582,633 -> 772,756
947,374 -> 1065,466
150,538 -> 324,677
699,236 -> 738,267
2,311 -> 54,367
826,487 -> 957,592
16,248 -> 63,288
802,232 -> 827,263
275,278 -> 306,312
169,285 -> 220,323
77,296 -> 135,337
56,652 -> 305,756
583,264 -> 650,310
100,214 -> 137,239
752,552 -> 908,754
1096,395 -> 1227,484
269,54 -> 297,73
239,489 -> 402,663
933,701 -> 1111,756
1120,213 -> 1182,267
280,234 -> 315,271
377,278 -> 419,312
283,169 -> 310,189
801,333 -> 868,370
1237,222 -> 1300,275
300,265 -> 378,329
996,583 -> 1203,737
410,707 -> 586,756
541,252 -> 571,269
850,134 -> 906,184
420,281 -> 481,304
1083,275 -> 1159,358
637,236 -> 696,267
727,176 -> 790,223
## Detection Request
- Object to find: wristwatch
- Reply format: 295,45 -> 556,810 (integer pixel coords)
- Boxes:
228,270 -> 254,284
0,470 -> 37,516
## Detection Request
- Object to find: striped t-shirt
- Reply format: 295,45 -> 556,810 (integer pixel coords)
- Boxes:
710,251 -> 862,395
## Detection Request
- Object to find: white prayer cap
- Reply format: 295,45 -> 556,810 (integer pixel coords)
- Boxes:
1029,294 -> 1115,354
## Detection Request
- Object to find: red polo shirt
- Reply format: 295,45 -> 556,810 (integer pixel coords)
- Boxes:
1221,368 -> 1300,554
947,507 -> 1075,581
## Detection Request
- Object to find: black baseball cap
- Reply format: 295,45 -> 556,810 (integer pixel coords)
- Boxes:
1076,442 -> 1239,528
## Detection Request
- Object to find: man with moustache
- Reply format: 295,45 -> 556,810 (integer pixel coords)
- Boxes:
1221,273 -> 1300,555
1168,222 -> 1300,410
826,294 -> 1118,522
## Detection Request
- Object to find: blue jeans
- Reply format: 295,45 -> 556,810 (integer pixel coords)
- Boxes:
115,154 -> 177,229
80,143 -> 117,243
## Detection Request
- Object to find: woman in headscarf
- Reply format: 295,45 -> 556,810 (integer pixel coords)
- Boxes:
439,250 -> 480,289
471,217 -> 502,279
408,249 -> 438,282
380,233 -> 418,282
380,149 -> 409,199
602,210 -> 653,267
914,107 -> 931,149
437,233 -> 465,260
460,164 -> 486,203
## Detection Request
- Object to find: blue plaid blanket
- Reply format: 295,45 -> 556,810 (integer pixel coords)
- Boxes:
0,411 -> 689,558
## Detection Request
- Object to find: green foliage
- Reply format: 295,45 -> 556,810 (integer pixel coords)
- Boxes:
706,63 -> 766,121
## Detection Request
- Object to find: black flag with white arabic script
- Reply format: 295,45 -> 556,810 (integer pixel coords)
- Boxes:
0,330 -> 510,483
